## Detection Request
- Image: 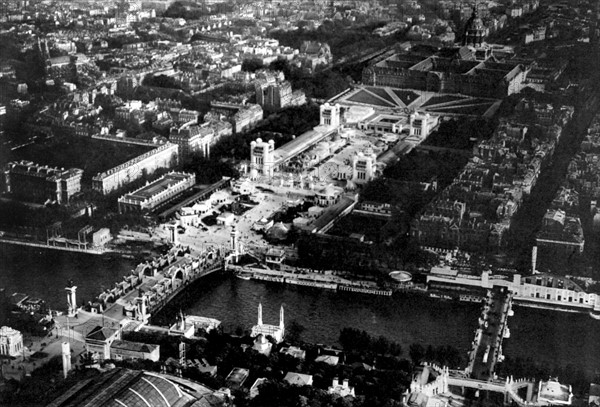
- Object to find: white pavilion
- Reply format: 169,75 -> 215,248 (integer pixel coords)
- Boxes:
250,303 -> 285,343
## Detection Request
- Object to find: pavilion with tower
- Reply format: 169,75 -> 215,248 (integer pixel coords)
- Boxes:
250,303 -> 285,343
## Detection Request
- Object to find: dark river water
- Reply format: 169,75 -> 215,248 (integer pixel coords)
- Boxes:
0,244 -> 136,312
1,244 -> 599,376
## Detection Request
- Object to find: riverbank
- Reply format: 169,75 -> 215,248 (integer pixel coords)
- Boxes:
2,244 -> 599,377
0,236 -> 110,255
229,264 -> 393,296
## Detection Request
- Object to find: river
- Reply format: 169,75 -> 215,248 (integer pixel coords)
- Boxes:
0,244 -> 136,312
1,246 -> 599,376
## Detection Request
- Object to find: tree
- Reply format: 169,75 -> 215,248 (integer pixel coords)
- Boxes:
241,59 -> 264,72
79,351 -> 96,366
286,320 -> 306,343
409,343 -> 425,365
142,74 -> 182,90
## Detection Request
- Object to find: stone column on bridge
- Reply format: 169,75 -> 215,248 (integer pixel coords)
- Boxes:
135,294 -> 149,323
526,382 -> 534,402
442,366 -> 449,393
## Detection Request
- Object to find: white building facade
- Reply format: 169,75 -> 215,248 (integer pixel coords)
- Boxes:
0,326 -> 23,357
250,138 -> 275,178
92,143 -> 179,195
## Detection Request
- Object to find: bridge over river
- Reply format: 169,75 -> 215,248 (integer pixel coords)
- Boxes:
466,287 -> 512,381
54,244 -> 230,341
412,288 -> 571,407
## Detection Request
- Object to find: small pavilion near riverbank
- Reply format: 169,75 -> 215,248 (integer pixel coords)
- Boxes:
250,303 -> 284,343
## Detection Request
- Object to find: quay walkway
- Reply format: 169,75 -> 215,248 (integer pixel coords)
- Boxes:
0,236 -> 108,255
228,264 -> 393,296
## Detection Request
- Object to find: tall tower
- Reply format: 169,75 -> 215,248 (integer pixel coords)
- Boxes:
230,226 -> 240,263
65,281 -> 78,317
62,342 -> 71,379
167,223 -> 179,245
319,103 -> 341,127
352,152 -> 377,185
250,138 -> 275,178
257,303 -> 263,326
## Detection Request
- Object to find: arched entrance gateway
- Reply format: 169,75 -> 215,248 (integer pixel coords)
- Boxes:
172,268 -> 186,288
204,250 -> 216,262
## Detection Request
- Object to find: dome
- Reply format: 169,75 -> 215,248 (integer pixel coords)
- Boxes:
105,372 -> 190,407
267,222 -> 289,241
463,7 -> 486,47
468,13 -> 484,30
389,271 -> 412,283
308,206 -> 324,217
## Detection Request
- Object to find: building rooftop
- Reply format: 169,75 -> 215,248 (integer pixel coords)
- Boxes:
46,368 -> 203,407
279,346 -> 306,359
121,173 -> 194,204
0,326 -> 21,337
284,372 -> 313,386
225,367 -> 250,389
86,326 -> 118,342
93,143 -> 177,181
273,126 -> 336,165
110,340 -> 159,354
538,379 -> 572,405
315,355 -> 340,365
6,160 -> 82,181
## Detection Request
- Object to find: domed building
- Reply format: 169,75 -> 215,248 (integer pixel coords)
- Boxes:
252,333 -> 273,356
47,368 -> 226,407
463,7 -> 486,47
266,222 -> 289,242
